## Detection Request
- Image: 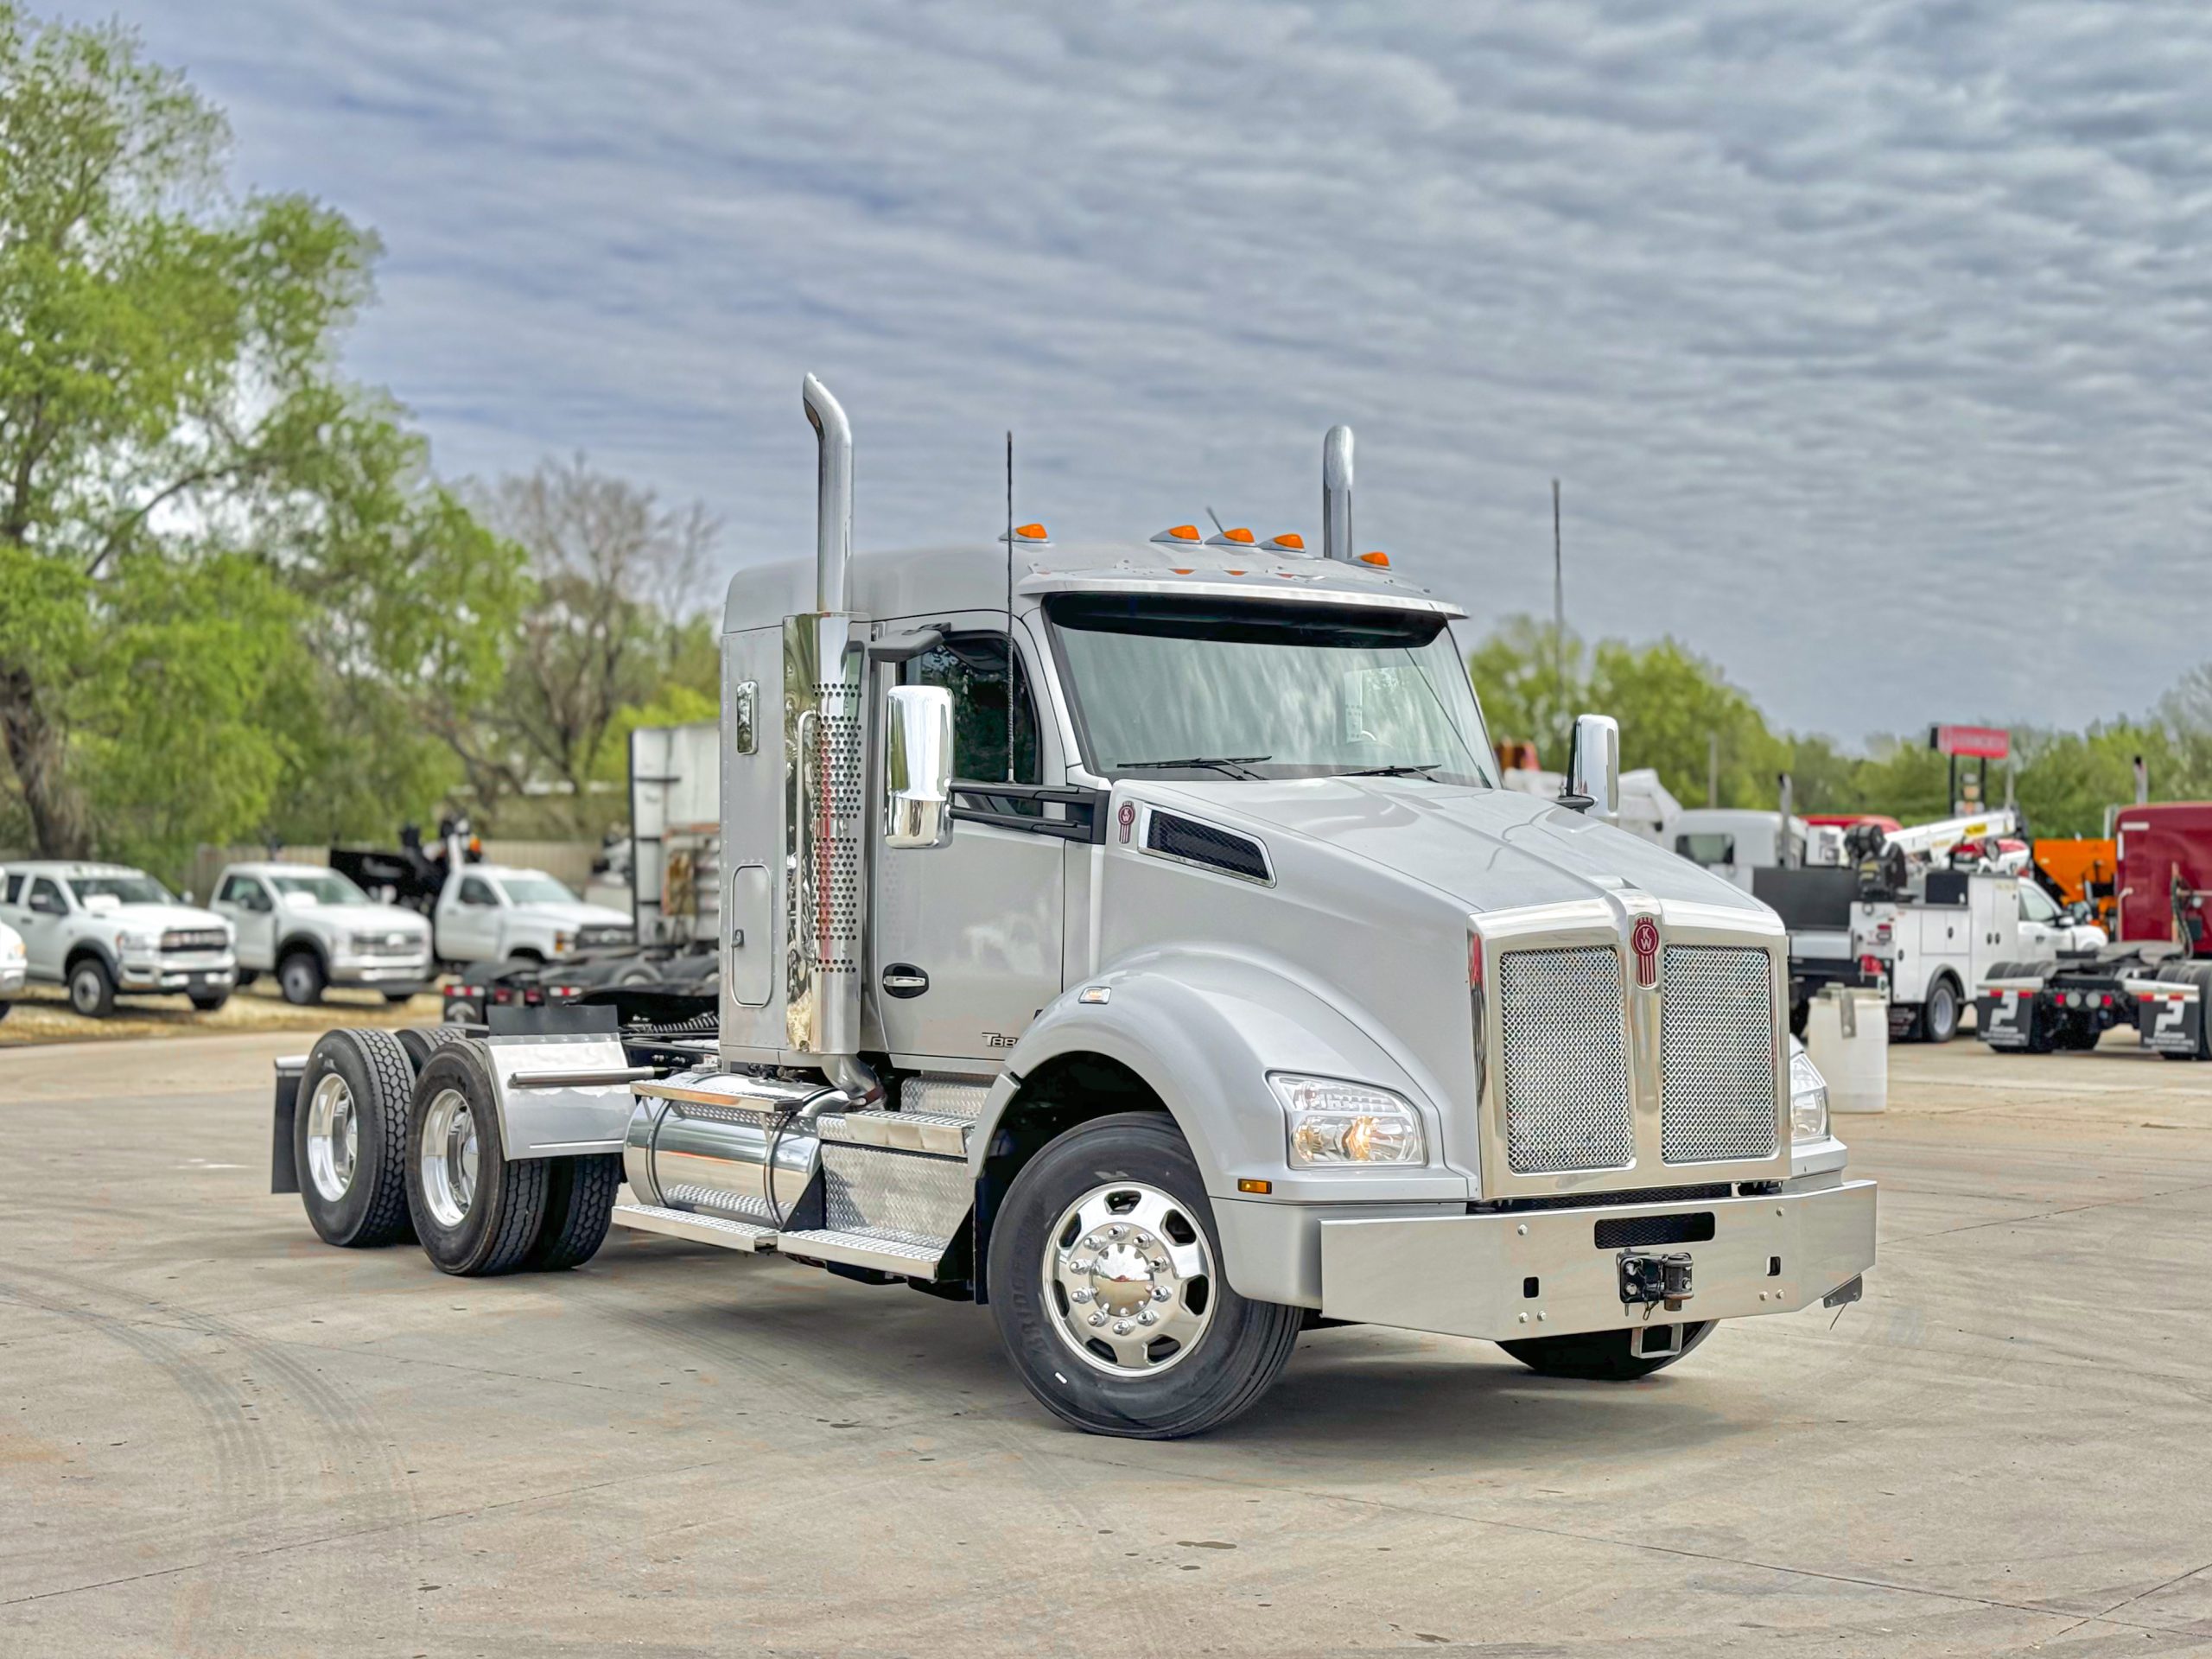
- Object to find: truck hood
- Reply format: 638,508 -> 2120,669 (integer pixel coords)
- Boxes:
283,903 -> 430,938
1142,777 -> 1770,918
87,902 -> 232,935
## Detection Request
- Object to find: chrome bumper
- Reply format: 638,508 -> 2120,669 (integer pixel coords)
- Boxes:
118,957 -> 235,992
1317,1179 -> 1876,1341
330,956 -> 432,987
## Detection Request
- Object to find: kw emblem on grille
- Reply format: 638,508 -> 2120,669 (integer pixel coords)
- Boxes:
1630,916 -> 1661,988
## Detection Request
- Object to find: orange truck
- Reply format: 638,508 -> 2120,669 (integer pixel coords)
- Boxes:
2032,837 -> 2118,931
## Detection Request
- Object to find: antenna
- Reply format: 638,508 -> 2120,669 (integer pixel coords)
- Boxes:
1005,430 -> 1016,785
1205,505 -> 1228,536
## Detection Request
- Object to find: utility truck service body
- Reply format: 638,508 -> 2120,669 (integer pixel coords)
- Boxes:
269,380 -> 1873,1439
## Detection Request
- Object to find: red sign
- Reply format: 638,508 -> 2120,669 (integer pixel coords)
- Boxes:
1631,917 -> 1661,988
1929,724 -> 2010,760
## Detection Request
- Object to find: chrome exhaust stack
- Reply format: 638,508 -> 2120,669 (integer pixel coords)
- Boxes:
1321,424 -> 1355,563
784,375 -> 868,1075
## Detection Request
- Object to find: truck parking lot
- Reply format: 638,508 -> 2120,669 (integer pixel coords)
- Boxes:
3,1033 -> 2207,1655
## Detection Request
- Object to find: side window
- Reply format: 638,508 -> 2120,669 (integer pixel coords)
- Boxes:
2019,884 -> 2056,924
1,874 -> 19,903
30,877 -> 67,914
459,877 -> 498,907
904,633 -> 1039,789
218,875 -> 251,905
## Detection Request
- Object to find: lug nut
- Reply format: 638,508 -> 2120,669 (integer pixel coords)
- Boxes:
1113,1320 -> 1133,1336
1071,1258 -> 1093,1273
1151,1286 -> 1171,1301
1108,1226 -> 1124,1238
1088,1313 -> 1107,1327
1135,1233 -> 1153,1246
1138,1311 -> 1159,1326
1070,1288 -> 1092,1304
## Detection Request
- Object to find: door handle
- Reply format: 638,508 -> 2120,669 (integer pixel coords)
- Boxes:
881,963 -> 930,999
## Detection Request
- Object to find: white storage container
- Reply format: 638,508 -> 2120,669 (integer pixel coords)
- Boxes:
1807,984 -> 1889,1115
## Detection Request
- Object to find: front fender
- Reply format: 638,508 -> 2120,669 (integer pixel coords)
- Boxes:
974,945 -> 1474,1205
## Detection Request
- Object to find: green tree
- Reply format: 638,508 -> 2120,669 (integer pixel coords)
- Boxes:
1466,615 -> 1587,772
1586,636 -> 1786,810
0,4 -> 518,874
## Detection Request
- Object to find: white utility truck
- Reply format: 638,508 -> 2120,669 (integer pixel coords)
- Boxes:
268,378 -> 1875,1440
210,862 -> 435,1006
0,861 -> 236,1017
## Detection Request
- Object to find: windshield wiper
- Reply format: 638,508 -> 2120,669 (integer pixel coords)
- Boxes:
1338,762 -> 1443,778
1119,754 -> 1273,779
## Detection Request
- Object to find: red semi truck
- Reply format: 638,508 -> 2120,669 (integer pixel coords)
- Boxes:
1978,802 -> 2212,1057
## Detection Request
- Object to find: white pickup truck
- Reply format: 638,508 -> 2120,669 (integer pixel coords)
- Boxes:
0,914 -> 24,1020
427,863 -> 633,967
0,861 -> 237,1017
211,863 -> 434,1006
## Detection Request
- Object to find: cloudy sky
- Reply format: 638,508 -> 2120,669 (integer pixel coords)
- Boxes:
78,1 -> 2212,739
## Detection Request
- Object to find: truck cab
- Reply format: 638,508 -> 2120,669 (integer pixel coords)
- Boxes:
272,379 -> 1873,1439
0,861 -> 235,1017
212,862 -> 434,1006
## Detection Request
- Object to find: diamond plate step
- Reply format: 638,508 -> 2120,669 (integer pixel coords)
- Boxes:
611,1202 -> 777,1252
776,1227 -> 946,1276
817,1109 -> 973,1157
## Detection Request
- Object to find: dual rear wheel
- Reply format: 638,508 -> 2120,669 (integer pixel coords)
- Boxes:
292,1028 -> 618,1274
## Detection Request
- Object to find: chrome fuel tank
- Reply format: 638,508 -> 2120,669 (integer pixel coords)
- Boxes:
624,1072 -> 840,1226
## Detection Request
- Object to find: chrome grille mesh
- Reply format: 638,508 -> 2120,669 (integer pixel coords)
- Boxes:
1497,948 -> 1632,1173
1661,946 -> 1779,1163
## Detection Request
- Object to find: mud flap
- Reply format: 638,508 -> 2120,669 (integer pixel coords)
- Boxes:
270,1056 -> 306,1194
1974,988 -> 2036,1050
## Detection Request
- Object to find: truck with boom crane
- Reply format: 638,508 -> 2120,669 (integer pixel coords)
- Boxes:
264,377 -> 1873,1439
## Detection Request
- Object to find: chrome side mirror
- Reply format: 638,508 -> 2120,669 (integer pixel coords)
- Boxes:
1562,713 -> 1621,823
884,684 -> 955,850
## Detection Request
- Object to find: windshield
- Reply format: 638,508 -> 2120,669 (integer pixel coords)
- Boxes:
1046,594 -> 1496,785
68,873 -> 171,906
497,874 -> 577,906
271,872 -> 372,906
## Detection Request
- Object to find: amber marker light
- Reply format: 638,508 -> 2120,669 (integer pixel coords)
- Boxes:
1358,550 -> 1390,567
1236,1179 -> 1273,1195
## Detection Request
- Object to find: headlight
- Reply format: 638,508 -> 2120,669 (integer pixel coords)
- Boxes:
1789,1045 -> 1829,1143
118,929 -> 159,953
1270,1073 -> 1427,1168
0,936 -> 22,961
553,931 -> 575,954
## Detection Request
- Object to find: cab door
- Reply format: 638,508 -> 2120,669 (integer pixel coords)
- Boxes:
16,876 -> 73,977
439,874 -> 505,962
869,622 -> 1066,1065
215,874 -> 276,969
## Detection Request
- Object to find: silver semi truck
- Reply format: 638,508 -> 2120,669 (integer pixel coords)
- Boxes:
270,378 -> 1874,1439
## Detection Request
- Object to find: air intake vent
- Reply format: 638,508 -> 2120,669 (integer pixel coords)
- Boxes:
1144,813 -> 1269,883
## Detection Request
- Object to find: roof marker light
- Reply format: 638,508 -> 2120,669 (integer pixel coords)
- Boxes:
1262,532 -> 1305,553
999,522 -> 1050,544
1205,527 -> 1255,546
1152,524 -> 1202,543
1358,550 -> 1390,568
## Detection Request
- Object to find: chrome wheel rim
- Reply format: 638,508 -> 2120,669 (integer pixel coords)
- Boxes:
1041,1181 -> 1216,1377
282,958 -> 315,1001
304,1073 -> 357,1202
419,1087 -> 480,1228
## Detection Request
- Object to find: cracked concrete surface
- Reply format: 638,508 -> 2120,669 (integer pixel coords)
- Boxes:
2,1030 -> 2208,1656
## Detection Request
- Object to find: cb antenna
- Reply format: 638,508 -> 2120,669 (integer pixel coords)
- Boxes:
1205,505 -> 1228,537
1005,430 -> 1016,785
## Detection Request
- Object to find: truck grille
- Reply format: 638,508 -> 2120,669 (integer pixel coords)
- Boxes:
1497,947 -> 1632,1173
1660,946 -> 1779,1163
161,929 -> 228,953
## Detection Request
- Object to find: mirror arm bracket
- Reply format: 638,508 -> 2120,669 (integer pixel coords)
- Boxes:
866,628 -> 944,664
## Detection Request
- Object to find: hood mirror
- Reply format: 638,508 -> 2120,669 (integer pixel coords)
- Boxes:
1560,714 -> 1621,824
884,684 -> 956,850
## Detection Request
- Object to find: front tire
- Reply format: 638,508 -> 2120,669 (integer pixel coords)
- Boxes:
1499,1320 -> 1714,1381
295,1029 -> 416,1248
68,957 -> 116,1019
278,950 -> 326,1006
986,1112 -> 1303,1440
187,990 -> 230,1013
404,1044 -> 549,1276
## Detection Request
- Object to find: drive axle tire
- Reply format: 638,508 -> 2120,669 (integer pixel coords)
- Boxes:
405,1043 -> 548,1277
526,1154 -> 623,1271
393,1022 -> 471,1071
67,957 -> 116,1019
1921,976 -> 1962,1044
987,1111 -> 1304,1440
278,950 -> 326,1007
295,1028 -> 416,1248
1499,1320 -> 1715,1381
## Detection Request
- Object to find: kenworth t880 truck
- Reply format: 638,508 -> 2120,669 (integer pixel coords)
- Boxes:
270,377 -> 1874,1440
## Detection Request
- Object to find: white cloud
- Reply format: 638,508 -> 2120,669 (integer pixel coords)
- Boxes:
79,0 -> 2212,739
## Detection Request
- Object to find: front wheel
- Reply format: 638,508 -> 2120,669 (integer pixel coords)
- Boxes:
404,1044 -> 549,1276
1499,1320 -> 1714,1381
278,951 -> 326,1007
187,990 -> 230,1013
986,1111 -> 1303,1440
68,957 -> 116,1019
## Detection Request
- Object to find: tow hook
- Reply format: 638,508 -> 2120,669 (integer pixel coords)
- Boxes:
1618,1250 -> 1694,1316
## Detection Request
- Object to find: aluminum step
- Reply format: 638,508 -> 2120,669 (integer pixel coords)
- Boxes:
817,1109 -> 974,1157
775,1227 -> 947,1276
611,1202 -> 777,1252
